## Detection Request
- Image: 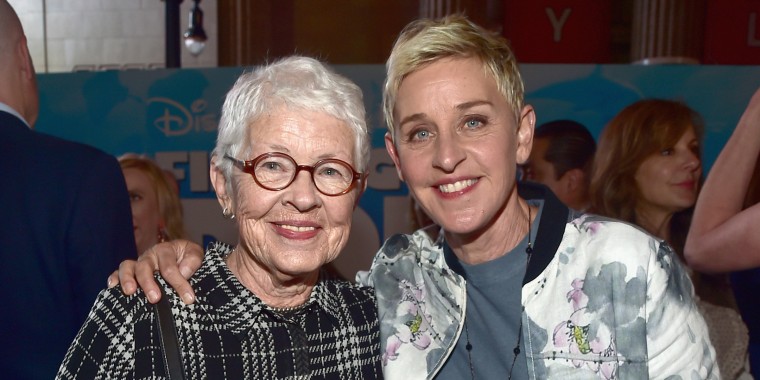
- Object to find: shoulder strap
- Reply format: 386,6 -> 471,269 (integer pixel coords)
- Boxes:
154,286 -> 186,380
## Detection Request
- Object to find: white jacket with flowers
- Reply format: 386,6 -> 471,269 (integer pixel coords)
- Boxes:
358,184 -> 718,380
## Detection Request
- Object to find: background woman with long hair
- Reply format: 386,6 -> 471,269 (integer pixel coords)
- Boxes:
590,99 -> 751,380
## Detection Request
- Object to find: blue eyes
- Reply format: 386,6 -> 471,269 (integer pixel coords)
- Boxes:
415,130 -> 430,140
405,117 -> 487,143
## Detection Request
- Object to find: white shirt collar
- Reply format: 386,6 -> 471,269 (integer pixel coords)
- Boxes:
0,101 -> 31,128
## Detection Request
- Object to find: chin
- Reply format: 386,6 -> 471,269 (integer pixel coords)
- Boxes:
277,266 -> 324,281
275,255 -> 328,276
677,197 -> 698,209
668,203 -> 695,214
439,217 -> 487,236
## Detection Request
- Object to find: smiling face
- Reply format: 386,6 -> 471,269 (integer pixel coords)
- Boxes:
634,126 -> 701,220
213,108 -> 361,280
123,167 -> 162,255
385,57 -> 534,239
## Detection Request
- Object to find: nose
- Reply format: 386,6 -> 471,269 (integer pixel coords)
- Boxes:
282,170 -> 321,211
682,149 -> 701,172
432,133 -> 466,172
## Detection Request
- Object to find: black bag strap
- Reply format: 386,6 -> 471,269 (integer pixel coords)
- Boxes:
154,285 -> 186,380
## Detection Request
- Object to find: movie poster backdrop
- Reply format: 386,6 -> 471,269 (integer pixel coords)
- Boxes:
36,64 -> 760,279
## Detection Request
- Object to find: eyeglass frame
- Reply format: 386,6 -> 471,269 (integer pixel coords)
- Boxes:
224,152 -> 366,196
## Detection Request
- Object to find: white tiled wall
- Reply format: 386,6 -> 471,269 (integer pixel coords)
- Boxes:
8,0 -> 217,72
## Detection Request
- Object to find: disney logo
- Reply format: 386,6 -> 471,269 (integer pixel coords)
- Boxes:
147,97 -> 218,137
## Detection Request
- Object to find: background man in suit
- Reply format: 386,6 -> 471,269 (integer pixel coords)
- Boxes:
520,119 -> 596,211
0,1 -> 136,378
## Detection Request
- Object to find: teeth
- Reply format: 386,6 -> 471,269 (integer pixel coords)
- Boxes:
439,179 -> 477,193
280,225 -> 316,232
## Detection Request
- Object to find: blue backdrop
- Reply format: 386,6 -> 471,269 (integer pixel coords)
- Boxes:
35,64 -> 760,278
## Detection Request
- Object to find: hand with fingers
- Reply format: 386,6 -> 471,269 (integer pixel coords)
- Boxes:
108,239 -> 204,304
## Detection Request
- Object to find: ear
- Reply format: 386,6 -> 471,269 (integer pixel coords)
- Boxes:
353,173 -> 369,209
16,36 -> 34,82
15,36 -> 39,127
515,105 -> 536,165
209,156 -> 232,211
384,131 -> 404,182
560,168 -> 584,194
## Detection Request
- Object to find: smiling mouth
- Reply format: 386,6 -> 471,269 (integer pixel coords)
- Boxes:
675,181 -> 695,188
439,179 -> 478,193
278,224 -> 317,232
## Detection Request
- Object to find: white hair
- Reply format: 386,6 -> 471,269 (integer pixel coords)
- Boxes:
213,56 -> 370,183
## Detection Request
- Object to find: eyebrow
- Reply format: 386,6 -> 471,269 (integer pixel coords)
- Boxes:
456,100 -> 493,111
397,100 -> 494,130
398,113 -> 427,130
260,144 -> 342,161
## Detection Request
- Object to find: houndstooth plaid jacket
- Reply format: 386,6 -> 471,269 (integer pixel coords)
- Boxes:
56,242 -> 382,379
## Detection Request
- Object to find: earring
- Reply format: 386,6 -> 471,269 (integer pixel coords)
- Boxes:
157,227 -> 168,243
222,207 -> 235,220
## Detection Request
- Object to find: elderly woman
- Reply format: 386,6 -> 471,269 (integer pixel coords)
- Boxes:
113,16 -> 717,379
119,154 -> 186,256
57,57 -> 382,379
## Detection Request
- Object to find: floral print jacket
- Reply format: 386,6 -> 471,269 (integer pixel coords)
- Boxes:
358,184 -> 718,380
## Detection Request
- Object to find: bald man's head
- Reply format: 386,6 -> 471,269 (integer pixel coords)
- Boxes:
0,0 -> 39,127
0,1 -> 24,61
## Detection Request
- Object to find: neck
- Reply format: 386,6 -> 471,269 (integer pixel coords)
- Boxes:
573,194 -> 591,212
446,194 -> 535,265
226,246 -> 317,308
635,207 -> 672,243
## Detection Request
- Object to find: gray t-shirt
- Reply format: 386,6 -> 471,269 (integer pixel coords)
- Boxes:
436,201 -> 542,380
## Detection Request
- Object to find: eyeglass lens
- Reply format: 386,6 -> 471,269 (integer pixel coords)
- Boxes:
253,154 -> 355,195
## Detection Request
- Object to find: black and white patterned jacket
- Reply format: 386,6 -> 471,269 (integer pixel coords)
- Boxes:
56,242 -> 382,379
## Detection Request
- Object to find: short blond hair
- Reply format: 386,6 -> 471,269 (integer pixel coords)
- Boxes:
383,14 -> 524,140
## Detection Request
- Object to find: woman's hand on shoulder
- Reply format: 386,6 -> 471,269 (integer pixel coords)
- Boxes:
107,239 -> 204,304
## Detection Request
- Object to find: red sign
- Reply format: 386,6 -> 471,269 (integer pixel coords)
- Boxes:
503,0 -> 612,63
704,0 -> 760,64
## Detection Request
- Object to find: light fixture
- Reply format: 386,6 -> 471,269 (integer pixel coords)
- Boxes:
183,0 -> 207,56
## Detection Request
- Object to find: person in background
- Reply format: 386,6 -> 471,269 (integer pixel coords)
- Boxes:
520,119 -> 595,211
111,15 -> 718,379
119,154 -> 187,255
0,1 -> 136,378
57,56 -> 382,379
686,86 -> 760,378
590,98 -> 751,380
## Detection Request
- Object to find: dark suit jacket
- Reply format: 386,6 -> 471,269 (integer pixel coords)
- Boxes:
0,110 -> 136,379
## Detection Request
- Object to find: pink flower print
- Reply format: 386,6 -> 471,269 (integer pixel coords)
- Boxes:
586,221 -> 601,235
383,335 -> 402,365
572,214 -> 589,226
399,280 -> 425,315
398,314 -> 432,349
382,280 -> 433,365
553,309 -> 618,379
566,278 -> 588,311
